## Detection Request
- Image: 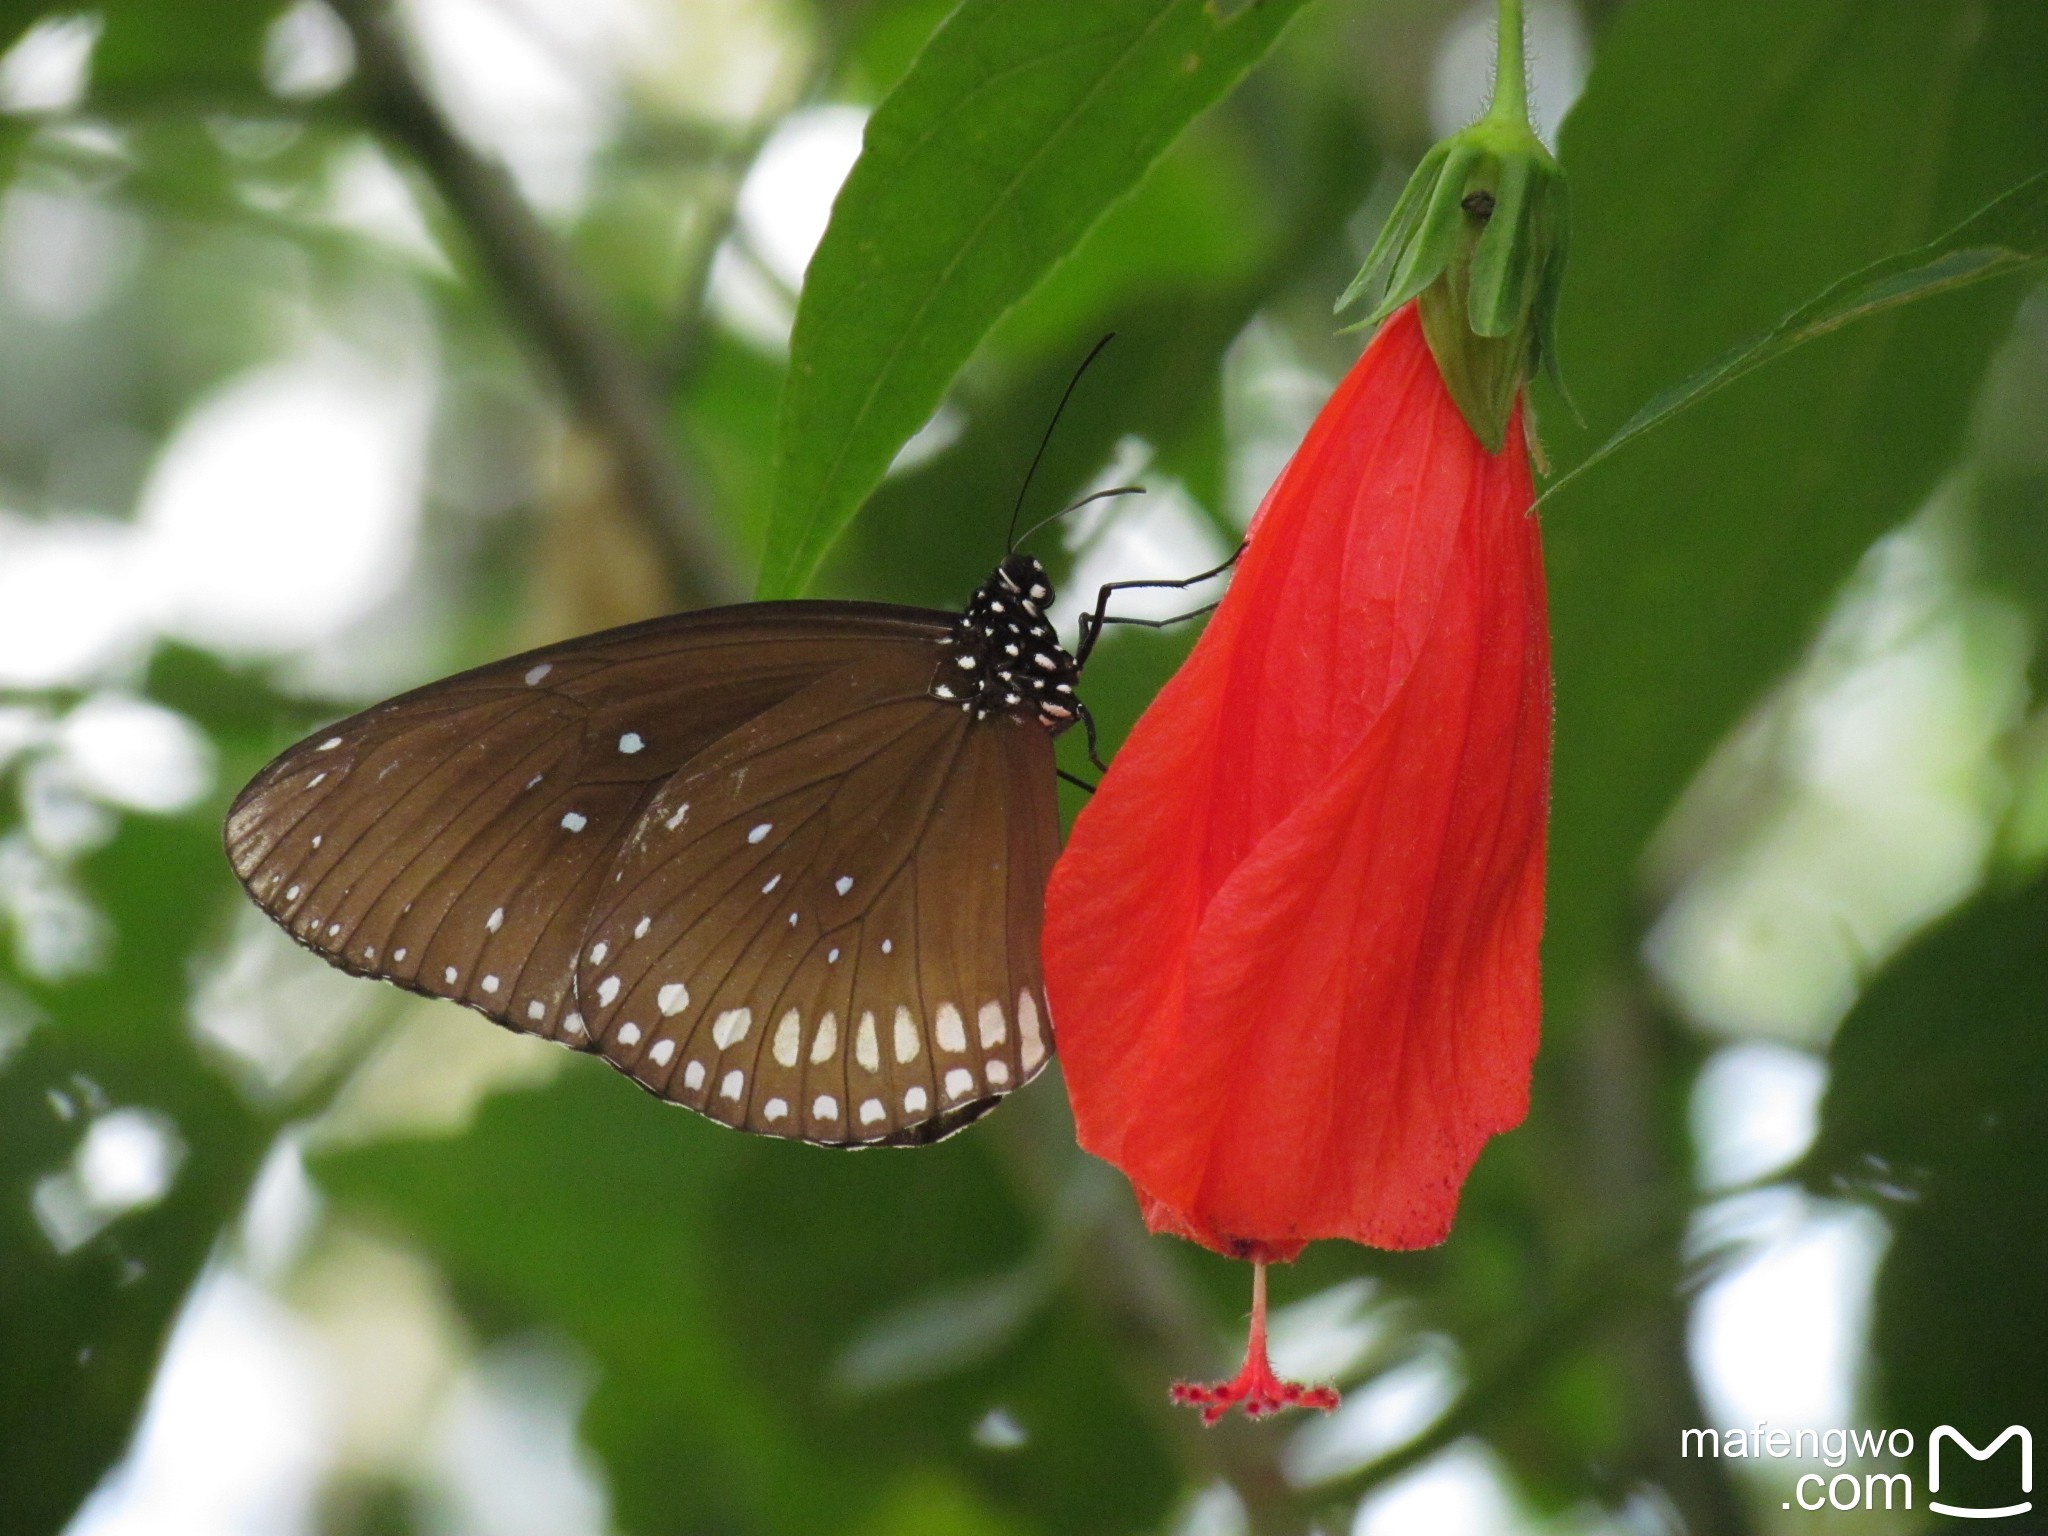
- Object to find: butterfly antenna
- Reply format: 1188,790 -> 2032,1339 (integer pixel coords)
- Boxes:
1011,484 -> 1146,554
1007,332 -> 1116,552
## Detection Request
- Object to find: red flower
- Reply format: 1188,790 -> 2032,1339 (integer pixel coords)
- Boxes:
1043,301 -> 1550,1416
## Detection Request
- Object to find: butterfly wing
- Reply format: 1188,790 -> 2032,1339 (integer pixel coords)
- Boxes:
225,601 -> 1060,1143
574,652 -> 1059,1146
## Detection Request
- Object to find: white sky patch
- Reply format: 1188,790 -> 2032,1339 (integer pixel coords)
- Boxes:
67,1266 -> 334,1536
1223,317 -> 1338,530
0,184 -> 144,322
1691,1042 -> 1825,1193
0,831 -> 109,979
33,1107 -> 186,1255
264,0 -> 355,99
58,695 -> 214,816
708,104 -> 867,350
0,514 -> 152,688
322,141 -> 448,269
399,0 -> 623,217
190,906 -> 380,1105
1049,438 -> 1233,641
1428,0 -> 1589,146
1688,1189 -> 1888,1439
427,1337 -> 615,1536
1287,1337 -> 1462,1488
1347,1439 -> 1526,1536
0,13 -> 101,115
137,344 -> 432,656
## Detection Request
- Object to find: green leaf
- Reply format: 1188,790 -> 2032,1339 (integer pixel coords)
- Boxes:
757,0 -> 1312,597
1535,0 -> 2048,1031
1547,168 -> 2048,504
1803,870 -> 2048,1479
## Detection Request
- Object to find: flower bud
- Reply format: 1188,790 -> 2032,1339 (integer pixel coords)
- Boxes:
1337,115 -> 1567,452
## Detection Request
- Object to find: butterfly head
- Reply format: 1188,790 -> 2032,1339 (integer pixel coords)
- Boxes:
933,555 -> 1080,733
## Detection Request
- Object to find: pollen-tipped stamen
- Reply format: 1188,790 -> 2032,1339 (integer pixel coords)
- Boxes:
1168,1261 -> 1341,1425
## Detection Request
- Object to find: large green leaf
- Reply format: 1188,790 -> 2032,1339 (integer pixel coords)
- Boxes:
1537,0 -> 2048,1029
1548,168 -> 2048,502
1804,869 -> 2048,1506
757,0 -> 1312,598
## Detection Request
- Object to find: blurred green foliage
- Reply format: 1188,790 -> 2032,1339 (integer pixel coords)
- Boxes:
0,1 -> 2043,1534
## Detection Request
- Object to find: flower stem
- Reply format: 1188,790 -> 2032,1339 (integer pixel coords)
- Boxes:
1486,0 -> 1529,129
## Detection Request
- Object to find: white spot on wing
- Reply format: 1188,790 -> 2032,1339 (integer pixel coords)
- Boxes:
712,1008 -> 751,1048
827,948 -> 841,964
834,876 -> 853,896
393,947 -> 406,962
944,1067 -> 975,1101
527,1001 -> 545,1021
855,1013 -> 880,1073
903,1086 -> 928,1114
773,1010 -> 800,1067
486,907 -> 503,933
657,983 -> 689,1016
481,975 -> 500,994
318,736 -> 342,750
597,976 -> 621,1006
761,874 -> 780,893
633,916 -> 651,939
617,732 -> 644,754
809,1013 -> 838,1064
683,1059 -> 705,1090
880,938 -> 893,955
812,1094 -> 838,1120
893,1007 -> 920,1064
747,822 -> 772,844
664,802 -> 689,831
525,663 -> 551,685
764,1098 -> 788,1122
719,1069 -> 744,1101
285,885 -> 300,900
859,1099 -> 886,1126
978,1001 -> 1006,1048
561,811 -> 588,833
589,942 -> 608,965
649,1038 -> 675,1067
443,966 -> 458,985
1018,990 -> 1046,1070
935,1004 -> 967,1054
617,1022 -> 642,1047
563,1012 -> 584,1034
986,1060 -> 1011,1087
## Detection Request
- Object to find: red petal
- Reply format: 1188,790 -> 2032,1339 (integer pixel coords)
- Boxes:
1045,304 -> 1549,1254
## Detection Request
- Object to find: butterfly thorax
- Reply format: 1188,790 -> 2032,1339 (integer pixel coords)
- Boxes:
932,553 -> 1080,733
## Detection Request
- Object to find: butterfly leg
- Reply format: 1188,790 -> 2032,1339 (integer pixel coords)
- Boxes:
1079,703 -> 1110,775
1057,768 -> 1097,794
1075,542 -> 1245,667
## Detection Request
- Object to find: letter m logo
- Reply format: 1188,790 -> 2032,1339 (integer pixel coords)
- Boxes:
1930,1426 -> 2032,1519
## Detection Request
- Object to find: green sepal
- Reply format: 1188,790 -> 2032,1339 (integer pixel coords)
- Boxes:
1336,113 -> 1569,451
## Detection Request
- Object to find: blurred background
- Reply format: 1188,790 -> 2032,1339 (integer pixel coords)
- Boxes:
1,0 -> 2044,1532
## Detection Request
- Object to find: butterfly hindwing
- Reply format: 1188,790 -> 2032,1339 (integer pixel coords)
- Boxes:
575,651 -> 1060,1145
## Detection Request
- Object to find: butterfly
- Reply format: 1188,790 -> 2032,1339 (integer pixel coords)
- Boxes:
225,551 -> 1101,1147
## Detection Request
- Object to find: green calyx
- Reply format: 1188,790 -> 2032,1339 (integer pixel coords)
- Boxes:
1334,61 -> 1568,452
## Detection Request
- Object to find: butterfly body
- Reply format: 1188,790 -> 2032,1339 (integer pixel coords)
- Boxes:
226,555 -> 1073,1147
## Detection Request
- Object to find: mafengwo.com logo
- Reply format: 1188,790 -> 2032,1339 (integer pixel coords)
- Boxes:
1680,1422 -> 2033,1517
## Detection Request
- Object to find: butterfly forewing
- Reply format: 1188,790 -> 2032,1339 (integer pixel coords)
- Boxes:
226,593 -> 1065,1145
